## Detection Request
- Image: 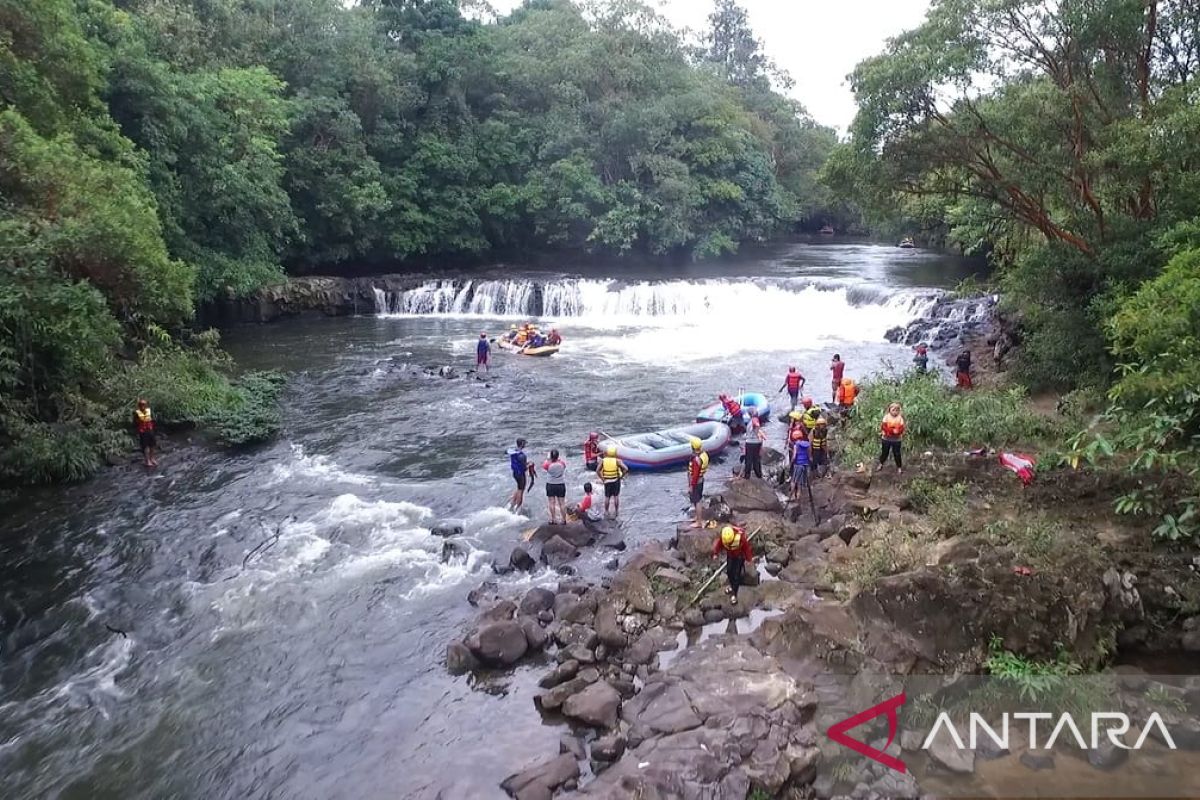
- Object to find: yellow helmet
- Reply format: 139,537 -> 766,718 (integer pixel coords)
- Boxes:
689,437 -> 702,452
510,325 -> 517,330
721,526 -> 738,547
606,444 -> 618,456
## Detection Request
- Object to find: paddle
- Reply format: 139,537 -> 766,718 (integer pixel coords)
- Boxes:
684,526 -> 762,608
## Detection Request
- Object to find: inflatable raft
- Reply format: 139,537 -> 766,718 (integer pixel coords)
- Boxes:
497,340 -> 560,357
604,422 -> 731,472
695,392 -> 772,425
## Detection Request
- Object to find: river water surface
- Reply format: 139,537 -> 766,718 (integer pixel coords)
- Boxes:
0,242 -> 979,799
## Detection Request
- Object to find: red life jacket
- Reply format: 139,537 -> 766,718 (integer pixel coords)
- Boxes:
584,440 -> 600,462
786,372 -> 802,392
724,400 -> 742,417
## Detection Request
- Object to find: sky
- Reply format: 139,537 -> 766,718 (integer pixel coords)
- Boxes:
485,0 -> 933,132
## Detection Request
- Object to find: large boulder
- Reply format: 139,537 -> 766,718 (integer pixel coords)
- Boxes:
501,754 -> 580,800
671,525 -> 715,564
610,568 -> 655,615
466,621 -> 529,667
541,535 -> 581,569
594,604 -> 627,650
562,680 -> 622,729
520,587 -> 557,616
722,478 -> 783,513
529,522 -> 594,548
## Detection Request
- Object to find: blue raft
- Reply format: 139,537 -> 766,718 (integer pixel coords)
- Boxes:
604,422 -> 731,472
695,392 -> 772,426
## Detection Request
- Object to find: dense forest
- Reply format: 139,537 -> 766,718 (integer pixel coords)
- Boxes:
826,0 -> 1200,540
0,0 -> 840,483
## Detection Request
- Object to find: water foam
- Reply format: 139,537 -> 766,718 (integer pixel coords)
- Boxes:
267,444 -> 377,487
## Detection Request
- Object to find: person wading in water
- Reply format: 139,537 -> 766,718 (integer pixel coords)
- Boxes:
596,444 -> 629,520
542,448 -> 568,524
134,398 -> 157,468
507,438 -> 536,513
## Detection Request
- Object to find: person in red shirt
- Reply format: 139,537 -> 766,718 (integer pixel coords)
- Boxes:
830,354 -> 845,404
779,366 -> 806,412
568,482 -> 596,523
687,438 -> 709,528
583,432 -> 601,471
712,525 -> 753,605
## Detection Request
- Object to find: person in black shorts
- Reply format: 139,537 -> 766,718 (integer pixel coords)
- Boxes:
506,438 -> 536,513
595,444 -> 629,519
542,449 -> 568,524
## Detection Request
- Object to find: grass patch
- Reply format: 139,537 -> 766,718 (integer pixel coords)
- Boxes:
907,478 -> 970,533
826,524 -> 935,593
840,372 -> 1063,468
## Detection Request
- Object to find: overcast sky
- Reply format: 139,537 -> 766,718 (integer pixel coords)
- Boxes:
486,0 -> 933,131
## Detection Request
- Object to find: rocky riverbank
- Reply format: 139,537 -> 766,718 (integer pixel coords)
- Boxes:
199,275 -> 422,324
441,445 -> 1200,799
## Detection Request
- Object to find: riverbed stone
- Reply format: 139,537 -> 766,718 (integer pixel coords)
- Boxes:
445,641 -> 479,675
467,580 -> 499,607
610,569 -> 656,615
541,535 -> 581,568
537,676 -> 591,711
520,587 -> 557,616
559,735 -> 585,760
500,753 -> 579,800
440,540 -> 468,563
723,478 -> 783,513
654,567 -> 690,586
430,522 -> 464,538
466,621 -> 529,667
510,547 -> 536,572
591,734 -> 626,763
1087,738 -> 1129,770
554,623 -> 599,650
594,604 -> 626,650
562,680 -> 621,729
682,608 -> 705,627
654,595 -> 678,621
539,660 -> 580,689
671,526 -> 715,564
926,730 -> 975,774
480,600 -> 517,623
703,607 -> 725,623
520,616 -> 549,651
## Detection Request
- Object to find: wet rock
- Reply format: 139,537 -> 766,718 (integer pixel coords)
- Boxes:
578,667 -> 601,684
467,580 -> 499,607
612,676 -> 637,699
437,366 -> 459,379
594,605 -> 627,650
620,613 -> 648,636
1183,628 -> 1200,652
445,642 -> 479,675
604,557 -> 620,570
705,496 -> 734,523
611,569 -> 655,615
598,532 -> 626,551
555,592 -> 597,625
683,609 -> 705,628
481,600 -> 517,622
430,523 -> 464,538
541,535 -> 581,569
510,547 -> 536,572
927,731 -> 975,774
1087,738 -> 1129,770
537,676 -> 591,710
466,621 -> 529,667
654,567 -> 690,586
703,607 -> 725,623
559,735 -> 585,760
564,645 -> 595,664
554,624 -> 599,650
520,616 -> 549,651
1020,752 -> 1055,771
594,643 -> 608,662
722,478 -> 783,513
591,734 -> 626,763
520,587 -> 557,616
624,684 -> 702,735
500,753 -> 579,800
557,578 -> 591,595
539,660 -> 580,689
625,629 -> 666,666
562,680 -> 622,729
537,609 -> 554,624
491,561 -> 514,576
671,526 -> 716,564
766,546 -> 790,566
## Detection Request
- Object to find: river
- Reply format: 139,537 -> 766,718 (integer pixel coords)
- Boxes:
0,241 -> 981,799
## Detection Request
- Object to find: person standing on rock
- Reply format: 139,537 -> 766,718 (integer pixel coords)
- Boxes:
809,416 -> 830,477
836,377 -> 858,415
507,438 -> 536,513
779,366 -> 805,412
789,438 -> 812,502
542,449 -> 568,524
712,525 -> 753,605
476,332 -> 490,374
879,403 -> 906,473
596,444 -> 629,520
687,437 -> 710,528
742,416 -> 766,479
830,354 -> 845,404
956,349 -> 973,389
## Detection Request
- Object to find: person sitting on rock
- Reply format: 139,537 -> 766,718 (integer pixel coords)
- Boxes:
712,525 -> 753,605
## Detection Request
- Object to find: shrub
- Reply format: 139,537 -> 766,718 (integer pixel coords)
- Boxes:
840,372 -> 1062,467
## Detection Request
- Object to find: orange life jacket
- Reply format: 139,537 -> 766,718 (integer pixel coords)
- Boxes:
881,417 -> 906,438
724,400 -> 742,417
839,382 -> 858,405
785,372 -> 802,392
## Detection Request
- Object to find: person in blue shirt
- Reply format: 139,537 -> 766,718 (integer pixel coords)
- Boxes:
789,439 -> 811,502
507,438 -> 536,512
476,332 -> 490,374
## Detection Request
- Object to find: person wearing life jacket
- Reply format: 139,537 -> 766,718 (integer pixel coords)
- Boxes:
836,377 -> 858,413
134,398 -> 158,468
789,438 -> 812,502
687,437 -> 710,529
786,411 -> 807,456
779,367 -> 806,412
583,432 -> 601,471
547,329 -> 562,346
514,327 -> 529,347
476,332 -> 490,374
830,354 -> 845,404
801,402 -> 821,432
809,416 -> 829,476
507,437 -> 537,513
788,423 -> 807,468
596,444 -> 629,520
742,416 -> 766,480
719,394 -> 744,429
879,402 -> 906,473
711,525 -> 753,605
913,343 -> 929,374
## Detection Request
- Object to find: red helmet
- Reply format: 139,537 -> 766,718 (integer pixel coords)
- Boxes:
802,397 -> 813,409
588,432 -> 599,441
788,366 -> 797,373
